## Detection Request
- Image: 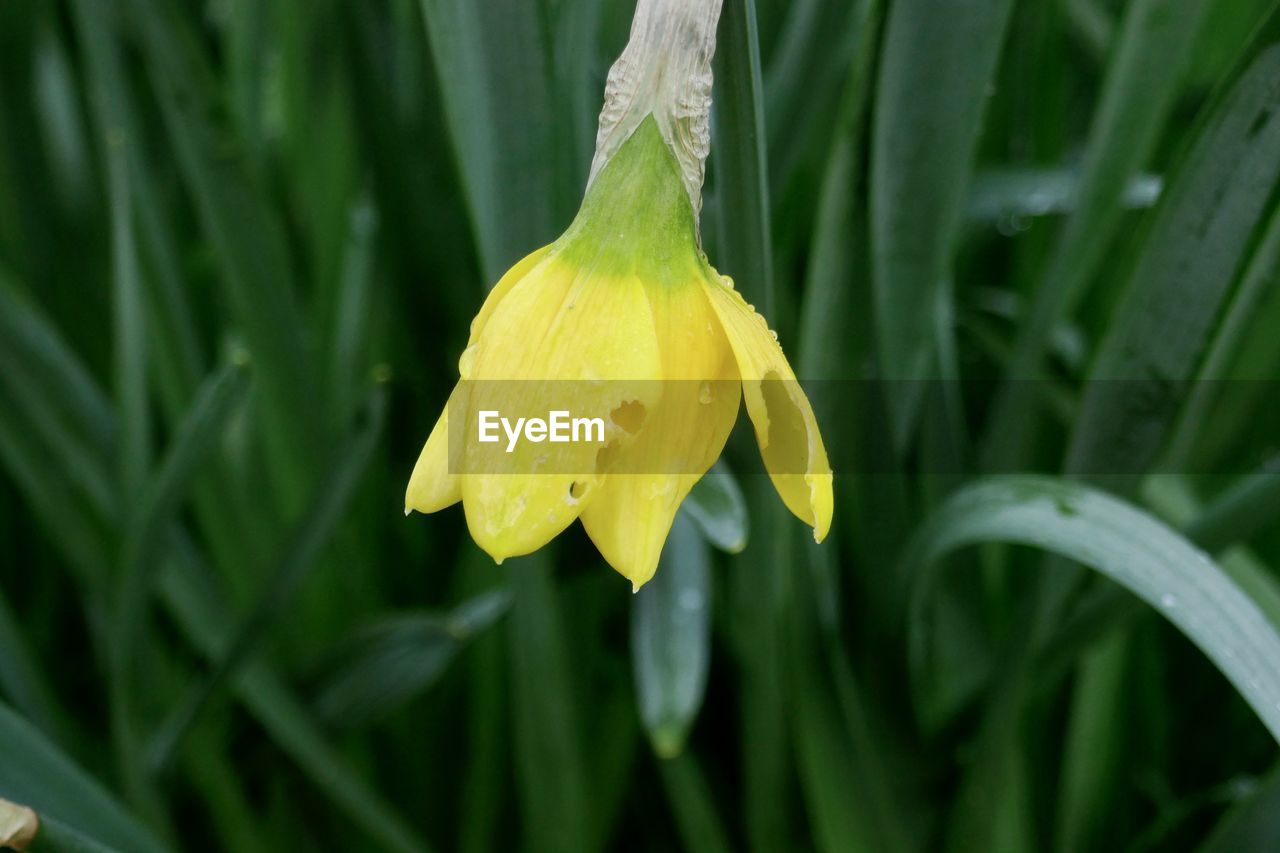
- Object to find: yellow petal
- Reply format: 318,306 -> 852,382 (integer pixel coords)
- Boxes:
580,278 -> 740,589
468,245 -> 553,347
405,246 -> 551,515
460,256 -> 664,563
405,387 -> 461,514
701,273 -> 833,542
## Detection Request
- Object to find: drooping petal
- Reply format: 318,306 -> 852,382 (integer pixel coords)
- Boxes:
460,256 -> 664,563
405,388 -> 461,514
580,277 -> 740,588
404,246 -> 552,515
701,272 -> 833,542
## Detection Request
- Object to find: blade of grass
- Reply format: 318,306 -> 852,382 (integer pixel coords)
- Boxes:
905,476 -> 1280,743
0,589 -> 67,744
711,6 -> 791,849
155,536 -> 432,853
1064,44 -> 1280,483
116,360 -> 252,662
507,553 -> 590,853
984,0 -> 1214,471
1163,204 -> 1280,468
145,386 -> 386,773
659,752 -> 733,853
711,0 -> 774,318
324,196 -> 379,428
1198,765 -> 1280,853
0,272 -> 423,852
1186,464 -> 1280,553
786,532 -> 913,853
104,127 -> 148,503
0,703 -> 168,853
121,0 -> 319,493
456,551 -> 510,853
870,0 -> 1014,447
0,273 -> 113,451
418,0 -> 559,284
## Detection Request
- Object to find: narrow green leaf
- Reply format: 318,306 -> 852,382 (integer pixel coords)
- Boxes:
684,462 -> 748,554
324,197 -> 379,428
985,0 -> 1213,470
658,753 -> 733,853
105,132 -> 148,501
1065,45 -> 1280,482
314,588 -> 512,727
117,361 -> 251,659
0,704 -> 167,853
0,273 -> 113,450
1199,766 -> 1280,853
1054,632 -> 1130,852
711,0 -> 775,316
906,476 -> 1280,743
1164,204 -> 1280,468
0,589 -> 66,743
146,388 -> 386,772
1185,463 -> 1280,553
156,540 -> 432,853
507,554 -> 590,853
631,512 -> 712,757
870,0 -> 1014,444
418,0 -> 559,284
121,0 -> 320,485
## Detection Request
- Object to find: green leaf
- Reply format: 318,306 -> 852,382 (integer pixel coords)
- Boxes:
156,540 -> 432,853
1164,204 -> 1280,468
631,512 -> 712,757
146,388 -> 387,773
1065,44 -> 1280,481
984,0 -> 1214,469
711,0 -> 775,317
684,462 -> 748,553
314,588 -> 512,727
121,0 -> 320,486
906,476 -> 1280,743
117,361 -> 251,659
507,554 -> 590,853
658,753 -> 733,853
1199,766 -> 1280,853
418,0 -> 560,284
870,0 -> 1014,445
0,703 -> 168,853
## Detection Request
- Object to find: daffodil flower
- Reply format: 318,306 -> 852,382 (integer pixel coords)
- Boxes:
407,0 -> 832,589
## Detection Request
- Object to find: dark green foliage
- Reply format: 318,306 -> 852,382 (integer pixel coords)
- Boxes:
1,0 -> 1279,851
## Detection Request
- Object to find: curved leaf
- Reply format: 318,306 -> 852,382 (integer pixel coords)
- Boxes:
906,476 -> 1280,743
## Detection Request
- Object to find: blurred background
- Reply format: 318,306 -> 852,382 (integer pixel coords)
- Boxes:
2,0 -> 1280,850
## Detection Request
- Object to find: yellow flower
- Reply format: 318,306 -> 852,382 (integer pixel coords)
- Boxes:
406,117 -> 832,589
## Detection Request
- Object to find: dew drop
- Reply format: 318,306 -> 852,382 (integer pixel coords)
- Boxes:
698,382 -> 714,404
1160,593 -> 1178,610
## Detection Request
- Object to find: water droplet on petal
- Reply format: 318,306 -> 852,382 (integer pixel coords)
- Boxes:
1160,593 -> 1178,610
698,382 -> 713,404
